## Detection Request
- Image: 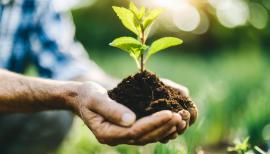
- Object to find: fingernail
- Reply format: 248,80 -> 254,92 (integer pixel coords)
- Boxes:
122,113 -> 136,126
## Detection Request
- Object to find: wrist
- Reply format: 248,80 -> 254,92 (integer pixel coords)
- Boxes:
56,81 -> 82,113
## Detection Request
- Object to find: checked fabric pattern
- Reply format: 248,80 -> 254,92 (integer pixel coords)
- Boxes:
0,0 -> 97,80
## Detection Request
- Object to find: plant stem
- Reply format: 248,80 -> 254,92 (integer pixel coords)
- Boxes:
140,27 -> 145,73
140,54 -> 144,72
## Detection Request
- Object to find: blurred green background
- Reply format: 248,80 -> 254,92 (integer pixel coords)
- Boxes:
55,0 -> 270,153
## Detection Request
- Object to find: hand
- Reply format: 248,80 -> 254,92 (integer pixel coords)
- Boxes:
161,78 -> 190,97
161,78 -> 198,126
70,82 -> 187,146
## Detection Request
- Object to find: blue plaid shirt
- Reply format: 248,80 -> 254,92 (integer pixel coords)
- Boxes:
0,0 -> 96,80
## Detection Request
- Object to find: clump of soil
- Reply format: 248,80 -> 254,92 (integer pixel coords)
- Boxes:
108,71 -> 197,125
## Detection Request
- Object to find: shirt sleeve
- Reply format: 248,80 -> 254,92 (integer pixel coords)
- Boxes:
29,1 -> 100,80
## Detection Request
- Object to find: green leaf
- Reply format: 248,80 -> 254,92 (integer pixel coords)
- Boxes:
129,2 -> 144,35
109,37 -> 148,58
130,2 -> 145,20
109,37 -> 142,53
110,37 -> 148,68
112,6 -> 139,35
130,44 -> 148,59
145,37 -> 183,62
138,7 -> 145,20
143,9 -> 163,29
129,2 -> 139,15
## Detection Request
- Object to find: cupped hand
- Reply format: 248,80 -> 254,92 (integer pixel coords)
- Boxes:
161,78 -> 198,125
71,81 -> 187,146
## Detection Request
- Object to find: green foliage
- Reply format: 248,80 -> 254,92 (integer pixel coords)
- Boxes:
145,37 -> 183,62
112,6 -> 139,35
227,137 -> 250,154
143,8 -> 163,29
129,2 -> 145,20
111,2 -> 183,71
227,137 -> 269,154
109,37 -> 148,67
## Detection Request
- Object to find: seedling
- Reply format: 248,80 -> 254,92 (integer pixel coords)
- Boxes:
110,2 -> 183,72
227,137 -> 268,154
227,137 -> 251,154
108,2 -> 197,123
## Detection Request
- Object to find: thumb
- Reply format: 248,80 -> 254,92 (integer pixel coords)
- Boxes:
85,81 -> 136,127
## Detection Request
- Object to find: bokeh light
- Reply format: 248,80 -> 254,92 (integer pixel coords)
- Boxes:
208,0 -> 222,8
138,0 -> 201,32
216,0 -> 249,28
136,0 -> 270,34
248,2 -> 268,29
262,124 -> 270,141
192,11 -> 209,34
172,3 -> 200,32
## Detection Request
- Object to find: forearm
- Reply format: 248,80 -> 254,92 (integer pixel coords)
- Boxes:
0,69 -> 80,113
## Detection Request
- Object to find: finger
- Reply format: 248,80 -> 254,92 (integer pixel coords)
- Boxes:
136,113 -> 180,144
177,120 -> 187,135
95,110 -> 173,146
137,124 -> 174,144
170,112 -> 187,135
159,126 -> 177,141
161,79 -> 189,97
86,81 -> 136,127
188,104 -> 198,126
178,110 -> 189,134
159,132 -> 178,144
99,110 -> 173,146
93,96 -> 136,127
129,110 -> 173,139
179,110 -> 190,126
82,110 -> 173,146
80,107 -> 131,145
80,107 -> 104,131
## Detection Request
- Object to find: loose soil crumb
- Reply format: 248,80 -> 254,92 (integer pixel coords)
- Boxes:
108,71 -> 197,124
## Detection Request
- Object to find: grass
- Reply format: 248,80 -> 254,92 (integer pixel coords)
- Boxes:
56,47 -> 270,154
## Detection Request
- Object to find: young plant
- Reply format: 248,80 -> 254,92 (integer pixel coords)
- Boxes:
227,137 -> 251,154
110,2 -> 183,72
227,137 -> 269,154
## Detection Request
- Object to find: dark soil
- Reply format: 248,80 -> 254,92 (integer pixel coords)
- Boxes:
108,71 -> 197,124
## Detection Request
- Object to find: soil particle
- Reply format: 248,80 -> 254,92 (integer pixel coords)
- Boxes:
108,71 -> 197,124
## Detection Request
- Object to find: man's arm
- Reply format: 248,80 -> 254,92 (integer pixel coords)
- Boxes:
0,69 -> 78,113
0,69 -> 187,145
